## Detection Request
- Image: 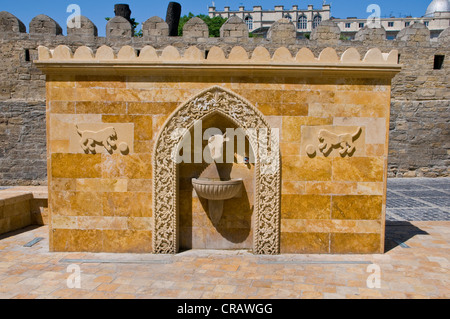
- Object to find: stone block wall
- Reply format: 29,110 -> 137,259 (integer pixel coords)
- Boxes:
0,10 -> 449,186
0,192 -> 32,235
0,187 -> 48,235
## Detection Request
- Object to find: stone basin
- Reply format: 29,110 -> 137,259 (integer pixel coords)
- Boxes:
192,178 -> 243,201
192,178 -> 243,225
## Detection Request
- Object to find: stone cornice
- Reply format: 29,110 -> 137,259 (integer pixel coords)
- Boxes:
35,45 -> 402,78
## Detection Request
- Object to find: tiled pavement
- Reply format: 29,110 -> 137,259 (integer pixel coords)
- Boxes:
387,178 -> 450,222
0,178 -> 449,299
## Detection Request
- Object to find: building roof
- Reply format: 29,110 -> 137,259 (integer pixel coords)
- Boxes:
425,0 -> 450,17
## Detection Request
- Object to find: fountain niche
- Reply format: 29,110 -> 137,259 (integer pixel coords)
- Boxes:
179,114 -> 254,250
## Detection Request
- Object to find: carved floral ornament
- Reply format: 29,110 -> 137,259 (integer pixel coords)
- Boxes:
153,86 -> 281,255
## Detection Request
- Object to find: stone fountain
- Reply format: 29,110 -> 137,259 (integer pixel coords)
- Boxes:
192,178 -> 243,224
192,132 -> 243,224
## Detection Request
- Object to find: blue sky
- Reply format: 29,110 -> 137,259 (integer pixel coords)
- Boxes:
1,0 -> 433,36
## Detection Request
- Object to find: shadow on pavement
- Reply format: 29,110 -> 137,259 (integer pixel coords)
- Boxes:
0,225 -> 43,241
385,221 -> 429,253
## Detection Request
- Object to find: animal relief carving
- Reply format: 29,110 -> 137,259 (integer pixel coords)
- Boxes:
76,125 -> 118,154
318,127 -> 362,157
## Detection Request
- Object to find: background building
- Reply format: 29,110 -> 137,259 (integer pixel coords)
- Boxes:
208,0 -> 450,39
208,4 -> 331,36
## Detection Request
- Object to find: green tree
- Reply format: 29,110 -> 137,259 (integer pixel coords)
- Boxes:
178,13 -> 227,37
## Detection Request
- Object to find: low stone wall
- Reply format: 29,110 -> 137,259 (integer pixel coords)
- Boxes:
0,186 -> 48,235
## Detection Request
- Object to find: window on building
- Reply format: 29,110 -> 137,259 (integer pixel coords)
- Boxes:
434,55 -> 445,70
359,23 -> 365,28
388,22 -> 394,27
313,15 -> 322,29
298,15 -> 307,30
284,14 -> 292,22
424,21 -> 429,27
405,21 -> 410,27
245,16 -> 253,30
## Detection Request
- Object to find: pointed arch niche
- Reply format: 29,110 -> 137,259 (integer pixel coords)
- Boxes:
152,86 -> 281,255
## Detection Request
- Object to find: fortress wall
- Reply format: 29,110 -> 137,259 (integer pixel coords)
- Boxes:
0,12 -> 448,184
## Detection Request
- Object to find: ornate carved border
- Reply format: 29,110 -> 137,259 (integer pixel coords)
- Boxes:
152,86 -> 281,254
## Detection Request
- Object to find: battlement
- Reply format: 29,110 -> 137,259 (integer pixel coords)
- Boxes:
0,7 -> 448,186
1,10 -> 449,47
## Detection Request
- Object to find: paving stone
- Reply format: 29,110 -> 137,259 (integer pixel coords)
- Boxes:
386,198 -> 432,209
419,197 -> 450,207
388,208 -> 450,221
386,179 -> 450,221
387,191 -> 403,199
0,179 -> 449,299
398,190 -> 448,198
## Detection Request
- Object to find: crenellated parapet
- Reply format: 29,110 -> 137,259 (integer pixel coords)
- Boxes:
29,14 -> 63,35
219,16 -> 248,41
396,21 -> 431,45
142,16 -> 169,37
0,8 -> 448,187
355,26 -> 387,43
67,15 -> 98,38
267,18 -> 297,44
0,11 -> 26,33
182,17 -> 209,38
106,16 -> 132,38
438,26 -> 450,44
0,10 -> 448,47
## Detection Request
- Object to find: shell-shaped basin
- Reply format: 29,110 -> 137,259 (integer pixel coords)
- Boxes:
192,178 -> 243,201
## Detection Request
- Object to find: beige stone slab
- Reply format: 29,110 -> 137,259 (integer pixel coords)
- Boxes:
50,140 -> 70,153
281,219 -> 382,234
308,103 -> 362,118
333,117 -> 387,145
51,215 -> 78,229
301,126 -> 366,158
356,182 -> 384,196
68,123 -> 134,155
0,192 -> 33,205
77,216 -> 129,230
49,114 -> 101,141
4,187 -> 48,200
75,179 -> 128,193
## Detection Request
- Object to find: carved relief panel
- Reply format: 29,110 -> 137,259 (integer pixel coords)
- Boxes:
302,126 -> 366,158
69,123 -> 134,155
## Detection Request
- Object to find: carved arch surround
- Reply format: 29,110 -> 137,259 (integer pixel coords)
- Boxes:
152,86 -> 281,254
